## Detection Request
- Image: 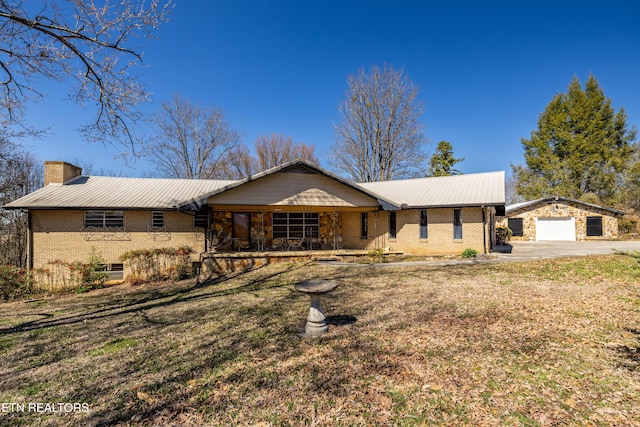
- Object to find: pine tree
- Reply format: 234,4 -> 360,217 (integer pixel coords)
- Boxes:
514,75 -> 636,205
428,141 -> 464,176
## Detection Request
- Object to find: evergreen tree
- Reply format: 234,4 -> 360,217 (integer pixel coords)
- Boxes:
428,141 -> 464,176
514,75 -> 636,205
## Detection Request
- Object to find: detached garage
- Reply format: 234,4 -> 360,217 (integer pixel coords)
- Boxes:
500,196 -> 624,241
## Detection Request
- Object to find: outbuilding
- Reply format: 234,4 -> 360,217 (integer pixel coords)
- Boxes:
500,196 -> 624,241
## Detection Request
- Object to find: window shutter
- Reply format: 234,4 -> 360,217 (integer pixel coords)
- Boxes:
586,217 -> 603,237
508,218 -> 524,237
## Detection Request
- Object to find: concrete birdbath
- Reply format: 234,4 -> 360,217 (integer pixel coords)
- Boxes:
294,279 -> 338,337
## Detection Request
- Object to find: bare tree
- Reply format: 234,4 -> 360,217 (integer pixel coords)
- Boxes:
143,94 -> 242,179
214,133 -> 320,179
254,133 -> 319,170
69,158 -> 128,177
0,138 -> 42,267
0,0 -> 171,145
330,64 -> 427,182
505,172 -> 524,206
214,144 -> 256,179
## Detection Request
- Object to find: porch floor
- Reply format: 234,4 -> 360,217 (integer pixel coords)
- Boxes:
200,248 -> 403,261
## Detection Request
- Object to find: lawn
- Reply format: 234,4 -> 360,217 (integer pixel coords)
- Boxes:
0,255 -> 639,426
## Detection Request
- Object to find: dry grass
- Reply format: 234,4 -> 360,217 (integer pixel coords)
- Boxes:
1,255 -> 639,426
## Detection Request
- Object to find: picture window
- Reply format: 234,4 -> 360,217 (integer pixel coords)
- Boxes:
273,212 -> 319,239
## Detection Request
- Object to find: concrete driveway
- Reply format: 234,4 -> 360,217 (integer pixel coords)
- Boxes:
321,240 -> 640,269
494,240 -> 640,262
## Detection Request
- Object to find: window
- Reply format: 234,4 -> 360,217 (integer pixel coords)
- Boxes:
453,209 -> 463,239
84,211 -> 124,228
508,218 -> 524,237
586,216 -> 603,236
360,212 -> 368,239
273,212 -> 319,239
389,211 -> 397,239
105,263 -> 124,281
194,209 -> 209,228
419,210 -> 428,239
151,211 -> 164,228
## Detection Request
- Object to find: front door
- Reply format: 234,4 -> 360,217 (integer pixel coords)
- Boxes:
233,212 -> 251,249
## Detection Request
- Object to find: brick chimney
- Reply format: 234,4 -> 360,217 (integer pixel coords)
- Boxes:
44,161 -> 83,186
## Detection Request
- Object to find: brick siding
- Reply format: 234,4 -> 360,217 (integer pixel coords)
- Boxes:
343,207 -> 488,255
30,210 -> 205,268
31,206 -> 492,271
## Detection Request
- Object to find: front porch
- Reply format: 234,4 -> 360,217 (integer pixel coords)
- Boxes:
199,247 -> 403,276
203,207 -> 387,254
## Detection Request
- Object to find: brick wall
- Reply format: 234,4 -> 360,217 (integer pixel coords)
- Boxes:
30,210 -> 205,268
344,207 -> 487,255
44,161 -> 83,186
499,201 -> 619,241
31,206 -> 491,268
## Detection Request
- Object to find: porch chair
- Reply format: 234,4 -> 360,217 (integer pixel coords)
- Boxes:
211,233 -> 233,252
288,238 -> 305,251
237,239 -> 252,251
270,238 -> 285,251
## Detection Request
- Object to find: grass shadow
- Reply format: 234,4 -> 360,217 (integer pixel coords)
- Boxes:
327,315 -> 357,326
0,262 -> 309,336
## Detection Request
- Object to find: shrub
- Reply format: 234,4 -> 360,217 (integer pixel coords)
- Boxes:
32,249 -> 108,293
70,249 -> 109,292
619,217 -> 638,235
119,246 -> 194,284
461,248 -> 478,259
366,248 -> 388,263
0,265 -> 34,301
616,250 -> 640,263
496,226 -> 513,245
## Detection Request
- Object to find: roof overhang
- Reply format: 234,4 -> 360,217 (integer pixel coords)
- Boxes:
507,196 -> 625,216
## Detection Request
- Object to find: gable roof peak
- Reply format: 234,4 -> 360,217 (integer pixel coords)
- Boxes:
506,195 -> 625,216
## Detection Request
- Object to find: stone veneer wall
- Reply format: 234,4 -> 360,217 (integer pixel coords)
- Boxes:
499,201 -> 619,241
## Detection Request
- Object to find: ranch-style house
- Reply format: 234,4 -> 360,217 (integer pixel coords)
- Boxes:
4,160 -> 506,278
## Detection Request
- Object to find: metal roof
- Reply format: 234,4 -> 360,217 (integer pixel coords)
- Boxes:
506,196 -> 625,216
3,175 -> 237,210
357,171 -> 506,208
4,160 -> 506,211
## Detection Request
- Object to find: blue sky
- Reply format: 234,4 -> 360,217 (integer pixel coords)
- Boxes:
21,0 -> 640,178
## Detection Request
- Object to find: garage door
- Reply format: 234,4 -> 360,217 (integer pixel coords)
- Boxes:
535,217 -> 576,241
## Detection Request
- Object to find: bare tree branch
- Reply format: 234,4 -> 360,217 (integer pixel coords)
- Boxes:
143,94 -> 242,179
0,0 -> 172,146
0,133 -> 42,268
330,64 -> 427,182
254,133 -> 319,170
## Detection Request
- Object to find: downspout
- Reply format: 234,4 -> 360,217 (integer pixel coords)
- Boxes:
374,211 -> 379,250
482,206 -> 487,254
27,210 -> 33,270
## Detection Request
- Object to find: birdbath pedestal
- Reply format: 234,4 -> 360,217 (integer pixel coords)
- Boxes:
294,279 -> 338,337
